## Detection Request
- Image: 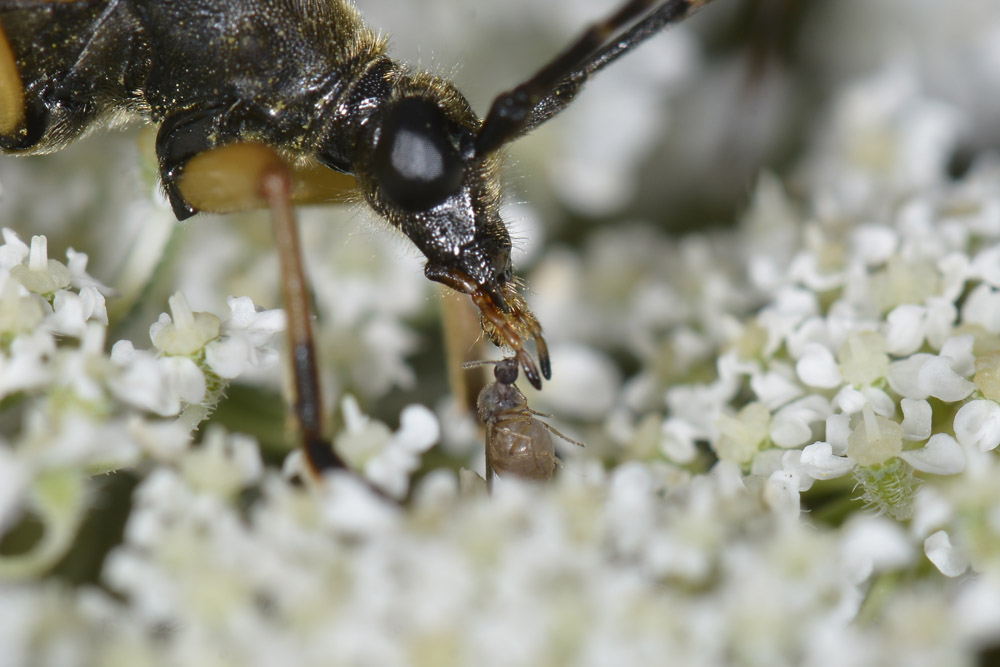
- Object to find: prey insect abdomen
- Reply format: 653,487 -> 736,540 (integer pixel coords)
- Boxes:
489,417 -> 557,481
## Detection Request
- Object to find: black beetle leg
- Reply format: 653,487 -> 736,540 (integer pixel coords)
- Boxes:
257,154 -> 350,476
154,107 -> 228,220
156,120 -> 352,477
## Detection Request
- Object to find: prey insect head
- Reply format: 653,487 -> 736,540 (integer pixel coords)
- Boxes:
492,357 -> 520,386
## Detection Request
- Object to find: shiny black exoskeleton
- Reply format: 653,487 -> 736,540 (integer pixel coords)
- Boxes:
0,0 -> 707,320
0,0 -> 518,305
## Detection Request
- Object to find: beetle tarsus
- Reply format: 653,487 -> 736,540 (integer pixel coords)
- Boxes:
517,348 -> 543,391
536,335 -> 552,381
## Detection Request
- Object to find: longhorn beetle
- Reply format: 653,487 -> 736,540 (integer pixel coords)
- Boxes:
0,0 -> 713,476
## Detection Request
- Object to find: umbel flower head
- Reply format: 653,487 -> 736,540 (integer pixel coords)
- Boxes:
3,2 -> 1000,664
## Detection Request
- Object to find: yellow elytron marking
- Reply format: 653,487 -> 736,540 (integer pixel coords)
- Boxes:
0,21 -> 25,136
178,143 -> 356,214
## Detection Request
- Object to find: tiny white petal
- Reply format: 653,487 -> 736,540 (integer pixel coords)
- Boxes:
884,304 -> 926,356
750,368 -> 803,409
0,331 -> 54,396
924,298 -> 958,349
750,448 -> 784,477
223,295 -> 285,344
536,344 -> 620,418
924,530 -> 969,577
840,518 -> 914,584
910,487 -> 953,539
900,433 -> 965,475
851,224 -> 897,266
763,470 -> 801,520
780,449 -> 814,491
65,248 -> 113,294
937,253 -> 970,301
224,295 -> 261,328
962,284 -> 1000,334
110,339 -> 136,364
971,244 -> 1000,288
45,290 -> 88,337
900,398 -> 932,441
770,414 -> 812,449
394,404 -> 440,454
205,335 -> 253,379
795,342 -> 842,388
939,334 -> 976,377
0,228 -> 29,270
365,448 -> 411,499
77,286 -> 108,325
836,386 -> 895,417
160,356 -> 207,405
785,316 -> 830,359
229,433 -> 264,484
887,354 -> 933,400
954,400 -> 1000,451
282,449 -> 306,479
833,385 -> 868,414
801,442 -> 855,479
661,418 -> 698,464
770,396 -> 831,448
321,473 -> 400,536
341,394 -> 367,432
862,387 -> 896,417
917,356 -> 975,402
787,253 -> 843,292
825,413 -> 852,455
110,349 -> 178,415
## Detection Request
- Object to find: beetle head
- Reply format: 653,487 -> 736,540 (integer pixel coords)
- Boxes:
341,73 -> 549,387
356,80 -> 512,310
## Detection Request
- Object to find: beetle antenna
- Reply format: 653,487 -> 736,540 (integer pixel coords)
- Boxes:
476,0 -> 712,156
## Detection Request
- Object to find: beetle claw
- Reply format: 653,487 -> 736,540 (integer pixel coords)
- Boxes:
428,267 -> 550,387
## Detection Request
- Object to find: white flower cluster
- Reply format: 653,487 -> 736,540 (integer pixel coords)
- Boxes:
0,230 -> 290,576
3,455 -> 997,666
3,1 -> 1000,665
645,65 -> 1000,555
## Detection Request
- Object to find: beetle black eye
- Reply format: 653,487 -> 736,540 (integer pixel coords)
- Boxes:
372,98 -> 465,211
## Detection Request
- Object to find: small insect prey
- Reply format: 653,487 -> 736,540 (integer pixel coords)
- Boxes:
467,357 -> 584,490
0,0 -> 710,475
